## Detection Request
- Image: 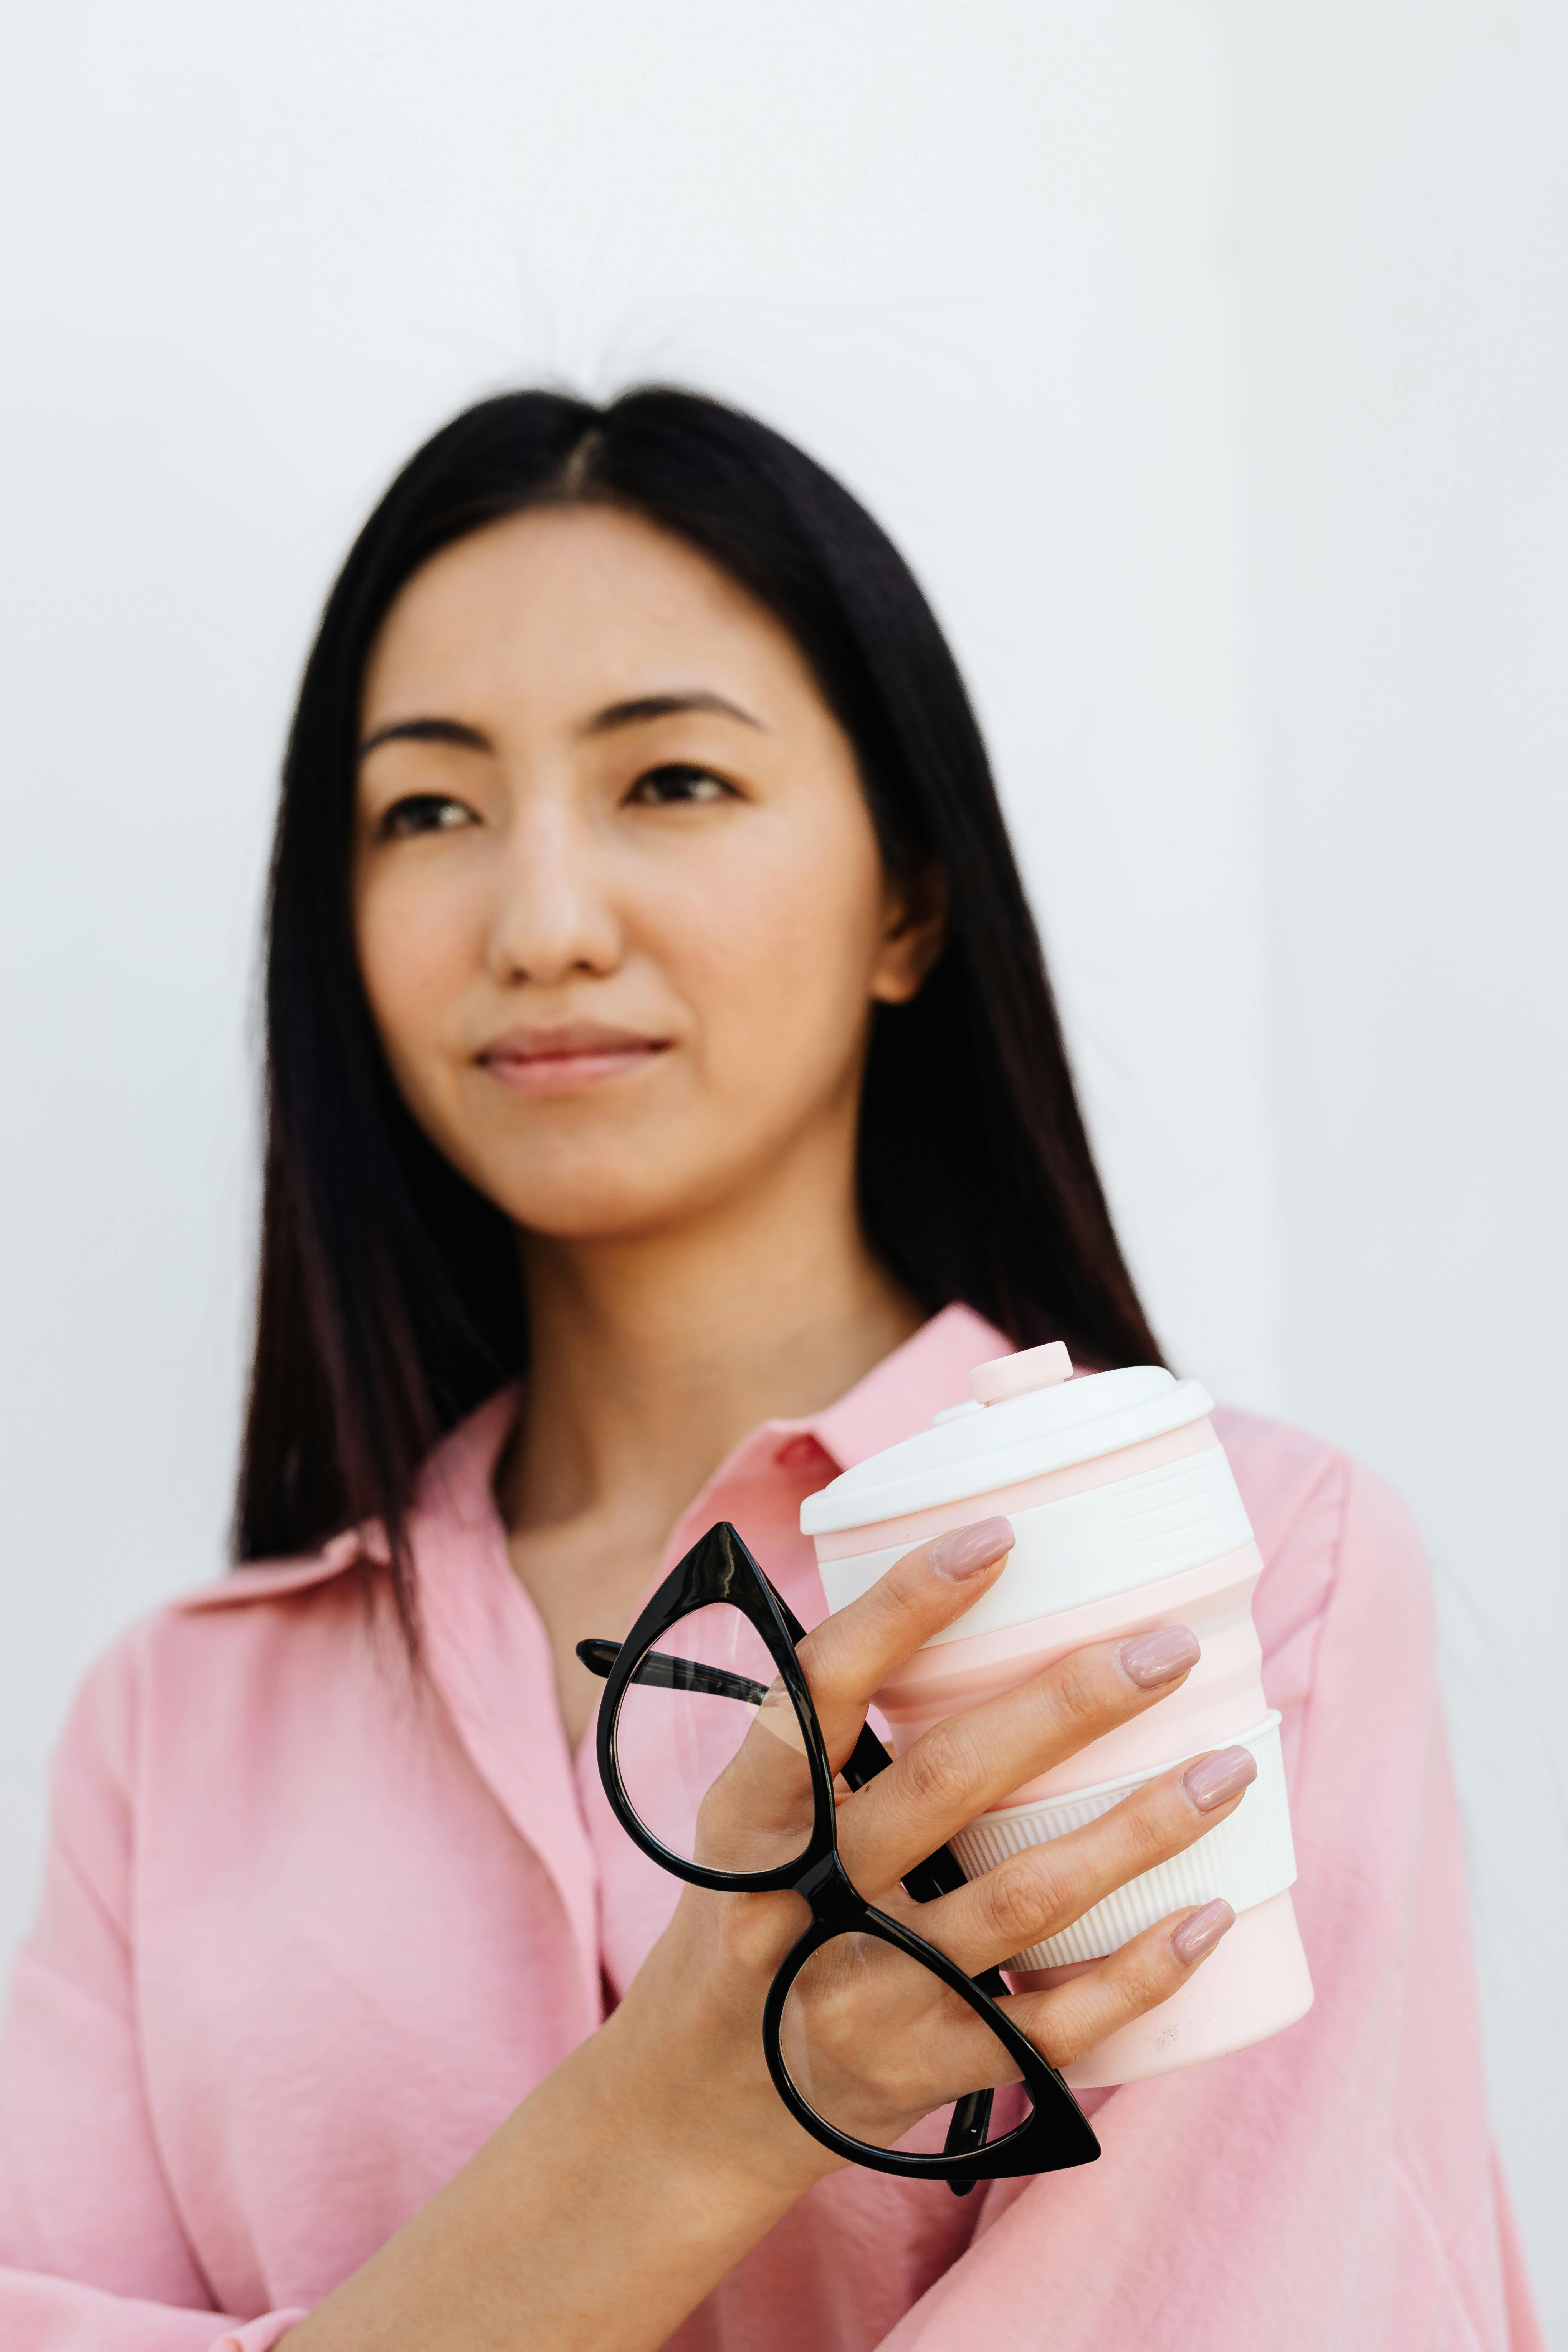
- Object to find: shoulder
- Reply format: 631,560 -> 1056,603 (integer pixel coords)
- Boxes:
1211,1403 -> 1435,1695
54,1532 -> 390,1806
54,1387 -> 518,1801
26,1536 -> 405,2001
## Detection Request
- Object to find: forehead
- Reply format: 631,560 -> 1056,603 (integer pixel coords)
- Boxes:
360,503 -> 821,727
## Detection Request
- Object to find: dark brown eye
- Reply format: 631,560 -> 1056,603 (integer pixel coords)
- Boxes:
625,764 -> 734,807
377,795 -> 476,839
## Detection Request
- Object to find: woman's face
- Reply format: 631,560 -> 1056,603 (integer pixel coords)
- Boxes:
353,505 -> 941,1242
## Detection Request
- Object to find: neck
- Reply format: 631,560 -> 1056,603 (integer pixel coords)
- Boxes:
501,1139 -> 921,1544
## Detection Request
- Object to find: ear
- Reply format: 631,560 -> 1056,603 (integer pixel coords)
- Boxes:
869,863 -> 948,1006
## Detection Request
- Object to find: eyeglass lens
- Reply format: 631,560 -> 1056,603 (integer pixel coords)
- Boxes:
612,1603 -> 819,1875
779,1931 -> 1032,2156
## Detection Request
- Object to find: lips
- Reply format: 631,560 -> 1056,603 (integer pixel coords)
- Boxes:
475,1023 -> 670,1098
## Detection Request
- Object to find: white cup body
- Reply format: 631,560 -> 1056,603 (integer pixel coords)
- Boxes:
805,1366 -> 1313,2083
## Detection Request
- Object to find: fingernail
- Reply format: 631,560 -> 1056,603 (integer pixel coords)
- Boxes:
930,1517 -> 1014,1580
1118,1625 -> 1200,1689
1183,1745 -> 1257,1813
1170,1899 -> 1234,1965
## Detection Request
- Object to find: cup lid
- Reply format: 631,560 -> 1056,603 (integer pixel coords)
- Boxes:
799,1341 -> 1213,1535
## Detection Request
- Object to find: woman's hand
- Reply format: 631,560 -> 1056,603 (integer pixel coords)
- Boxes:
286,1519 -> 1250,2352
610,1514 -> 1247,2188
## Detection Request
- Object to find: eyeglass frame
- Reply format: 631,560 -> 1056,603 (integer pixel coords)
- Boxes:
579,1518 -> 1101,2190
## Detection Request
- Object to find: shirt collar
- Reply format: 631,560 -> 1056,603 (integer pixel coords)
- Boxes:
179,1301 -> 1011,1609
799,1300 -> 1006,1470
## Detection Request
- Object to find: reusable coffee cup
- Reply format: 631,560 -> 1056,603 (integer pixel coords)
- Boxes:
802,1342 -> 1313,2087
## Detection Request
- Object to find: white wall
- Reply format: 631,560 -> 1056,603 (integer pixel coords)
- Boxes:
0,0 -> 1560,2332
1218,3 -> 1568,2319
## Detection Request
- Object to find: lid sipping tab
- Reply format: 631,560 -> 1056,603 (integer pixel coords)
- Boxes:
970,1341 -> 1073,1407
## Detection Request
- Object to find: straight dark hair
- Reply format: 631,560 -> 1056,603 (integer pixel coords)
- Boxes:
237,386 -> 1162,1628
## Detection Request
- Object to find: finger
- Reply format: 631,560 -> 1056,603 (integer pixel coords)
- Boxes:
895,1742 -> 1257,1978
839,1626 -> 1202,1887
1002,1899 -> 1237,2071
794,1519 -> 1018,1760
691,1522 -> 1016,1859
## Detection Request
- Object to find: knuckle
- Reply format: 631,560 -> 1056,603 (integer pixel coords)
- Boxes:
874,1553 -> 957,1645
1031,1991 -> 1092,2069
1038,2023 -> 1084,2068
1115,1788 -> 1189,1872
1104,1928 -> 1182,2011
790,1630 -> 840,1711
1029,1936 -> 1179,2068
897,1721 -> 978,1816
982,1856 -> 1049,1948
876,1548 -> 939,1623
1073,1791 -> 1167,1895
714,1891 -> 799,1980
1101,1936 -> 1169,2013
1047,1647 -> 1115,1730
889,1544 -> 939,1601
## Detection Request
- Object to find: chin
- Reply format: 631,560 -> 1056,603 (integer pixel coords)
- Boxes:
491,1172 -> 706,1243
473,1129 -> 781,1244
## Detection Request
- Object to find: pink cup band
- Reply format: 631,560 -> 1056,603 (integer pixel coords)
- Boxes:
810,1417 -> 1217,1563
873,1540 -> 1268,1807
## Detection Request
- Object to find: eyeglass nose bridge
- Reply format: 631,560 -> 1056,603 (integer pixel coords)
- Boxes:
791,1848 -> 862,1916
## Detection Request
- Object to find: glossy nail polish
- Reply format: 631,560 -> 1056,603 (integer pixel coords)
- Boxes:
1183,1745 -> 1257,1813
1171,1899 -> 1234,1965
1118,1625 -> 1200,1689
930,1517 -> 1014,1579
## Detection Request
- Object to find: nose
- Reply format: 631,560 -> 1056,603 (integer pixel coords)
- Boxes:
485,797 -> 622,986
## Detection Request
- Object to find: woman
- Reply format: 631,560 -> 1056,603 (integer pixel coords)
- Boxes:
0,390 -> 1538,2350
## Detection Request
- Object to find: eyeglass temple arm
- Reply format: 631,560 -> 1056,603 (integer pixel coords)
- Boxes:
577,1637 -> 999,2189
577,1641 -> 998,1949
576,1637 -> 771,1707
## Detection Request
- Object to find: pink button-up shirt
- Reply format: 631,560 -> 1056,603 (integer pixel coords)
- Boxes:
0,1306 -> 1542,2349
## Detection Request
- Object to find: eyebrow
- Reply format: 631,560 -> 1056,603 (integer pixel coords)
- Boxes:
358,716 -> 492,759
580,691 -> 765,737
358,689 -> 765,763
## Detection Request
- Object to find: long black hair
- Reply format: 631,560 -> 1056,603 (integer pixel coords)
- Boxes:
237,387 -> 1162,1625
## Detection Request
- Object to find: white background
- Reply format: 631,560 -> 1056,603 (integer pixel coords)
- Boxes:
1,0 -> 1563,2332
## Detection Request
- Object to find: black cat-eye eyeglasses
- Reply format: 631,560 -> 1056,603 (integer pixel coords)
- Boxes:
578,1520 -> 1099,2192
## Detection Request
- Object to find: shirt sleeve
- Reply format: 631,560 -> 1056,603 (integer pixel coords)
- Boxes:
877,1446 -> 1544,2352
0,1641 -> 308,2352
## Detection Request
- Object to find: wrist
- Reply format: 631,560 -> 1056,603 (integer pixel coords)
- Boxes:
599,1917 -> 841,2219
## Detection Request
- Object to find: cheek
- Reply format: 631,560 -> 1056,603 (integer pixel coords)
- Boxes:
652,813 -> 885,1099
354,866 -> 480,1087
